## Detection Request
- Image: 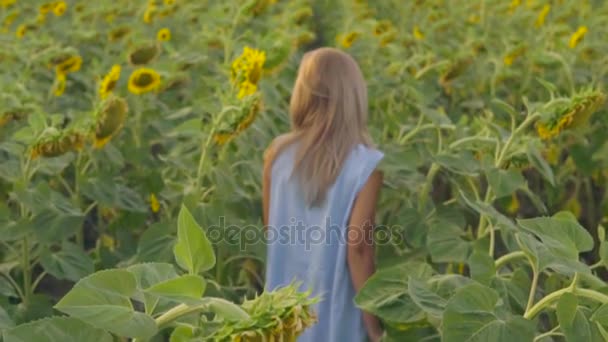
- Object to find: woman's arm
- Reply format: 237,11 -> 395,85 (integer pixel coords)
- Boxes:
347,170 -> 384,342
262,144 -> 275,228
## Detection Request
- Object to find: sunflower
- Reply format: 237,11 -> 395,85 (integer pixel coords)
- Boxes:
508,0 -> 521,13
293,7 -> 313,25
534,4 -> 550,28
108,26 -> 131,42
149,193 -> 160,213
99,64 -> 121,99
128,44 -> 160,65
128,68 -> 161,95
213,97 -> 262,145
157,27 -> 171,42
413,25 -> 424,40
536,89 -> 606,140
30,130 -> 86,160
39,3 -> 53,15
373,20 -> 392,36
53,72 -> 66,96
56,55 -> 82,74
237,81 -> 257,99
36,13 -> 46,24
15,24 -> 28,38
569,26 -> 588,49
231,47 -> 266,98
163,0 -> 175,5
503,46 -> 526,66
1,0 -> 16,7
336,32 -> 359,48
143,5 -> 156,24
53,1 -> 67,16
94,96 -> 128,148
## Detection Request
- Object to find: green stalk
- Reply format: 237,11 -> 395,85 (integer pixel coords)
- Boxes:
155,303 -> 210,330
533,326 -> 562,342
494,251 -> 526,270
21,236 -> 31,304
525,263 -> 539,314
418,163 -> 440,211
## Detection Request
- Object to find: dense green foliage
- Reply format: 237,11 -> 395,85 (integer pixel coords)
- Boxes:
1,0 -> 608,341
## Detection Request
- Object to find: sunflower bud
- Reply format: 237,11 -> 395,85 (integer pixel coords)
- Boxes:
94,96 -> 128,148
128,44 -> 160,66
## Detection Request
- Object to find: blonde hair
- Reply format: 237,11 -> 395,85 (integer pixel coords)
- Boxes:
272,47 -> 372,207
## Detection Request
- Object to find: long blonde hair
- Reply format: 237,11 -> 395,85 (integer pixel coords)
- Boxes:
272,47 -> 372,207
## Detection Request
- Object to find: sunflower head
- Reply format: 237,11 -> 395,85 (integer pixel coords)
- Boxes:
108,26 -> 131,42
336,32 -> 359,48
16,24 -> 30,38
94,96 -> 128,148
569,26 -> 588,49
373,20 -> 392,36
99,64 -> 121,99
39,3 -> 53,15
128,67 -> 161,95
55,55 -> 83,74
53,73 -> 67,96
163,0 -> 175,5
536,89 -> 606,140
30,129 -> 86,160
128,44 -> 160,66
157,28 -> 171,42
293,7 -> 313,25
53,1 -> 67,16
143,5 -> 156,24
209,283 -> 317,340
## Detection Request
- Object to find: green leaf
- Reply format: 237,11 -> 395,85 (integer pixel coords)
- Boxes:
527,145 -> 555,186
135,222 -> 176,263
459,190 -> 518,232
486,168 -> 525,199
39,241 -> 94,282
517,232 -> 589,275
468,251 -> 496,286
174,204 -> 216,274
407,278 -> 447,318
145,275 -> 206,303
427,220 -> 470,263
591,303 -> 608,326
518,212 -> 594,256
355,262 -> 434,323
127,263 -> 179,314
0,306 -> 14,330
204,298 -> 250,321
556,293 -> 578,328
170,325 -> 195,342
54,269 -> 157,339
562,308 -> 592,342
442,283 -> 536,342
2,317 -> 112,342
435,151 -> 480,176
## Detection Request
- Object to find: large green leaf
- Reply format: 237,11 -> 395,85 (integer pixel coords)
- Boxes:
2,317 -> 112,342
459,190 -> 518,232
485,168 -> 525,199
39,241 -> 94,282
54,269 -> 157,339
427,220 -> 470,263
517,212 -> 593,274
174,205 -> 216,274
442,283 -> 535,342
0,306 -> 14,330
526,144 -> 555,186
407,278 -> 447,318
468,251 -> 496,286
145,275 -> 206,303
355,262 -> 434,323
556,293 -> 578,328
518,212 -> 594,254
127,262 -> 180,314
562,308 -> 592,342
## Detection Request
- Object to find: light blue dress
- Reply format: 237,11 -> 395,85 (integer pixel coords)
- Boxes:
265,142 -> 384,342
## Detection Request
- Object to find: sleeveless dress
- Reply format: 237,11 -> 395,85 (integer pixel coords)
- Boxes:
265,143 -> 384,342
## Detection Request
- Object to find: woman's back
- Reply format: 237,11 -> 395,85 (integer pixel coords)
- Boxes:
265,142 -> 383,342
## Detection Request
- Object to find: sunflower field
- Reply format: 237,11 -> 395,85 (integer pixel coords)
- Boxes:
1,0 -> 608,341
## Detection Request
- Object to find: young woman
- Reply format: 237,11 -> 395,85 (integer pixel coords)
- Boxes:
263,47 -> 384,342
